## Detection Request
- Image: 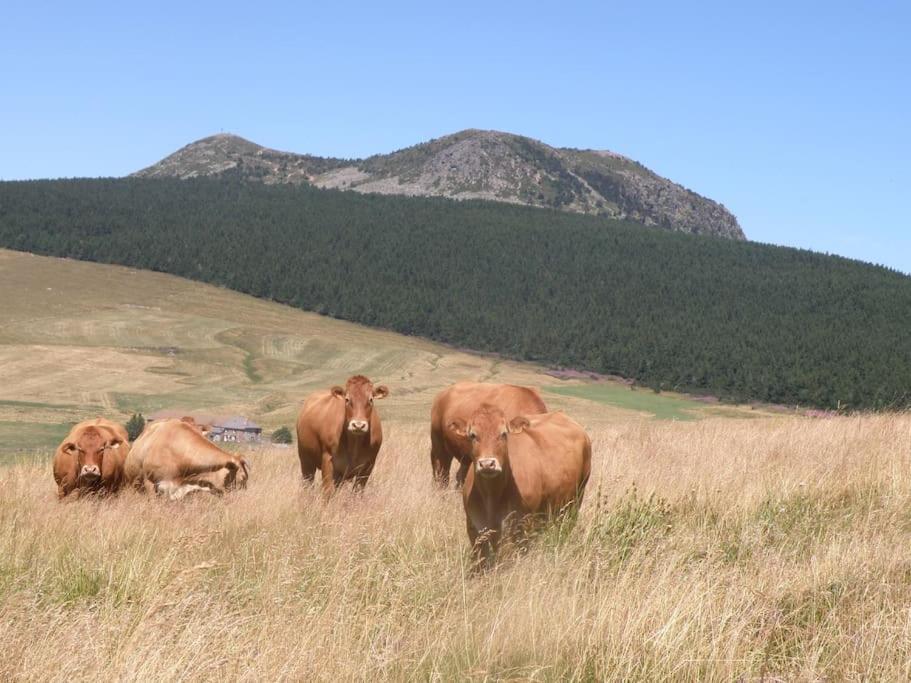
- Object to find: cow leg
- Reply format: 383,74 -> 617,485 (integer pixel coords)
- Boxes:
149,453 -> 240,488
299,457 -> 317,484
173,483 -> 213,500
320,452 -> 336,501
298,441 -> 318,485
154,480 -> 215,500
430,434 -> 453,488
351,462 -> 375,492
454,457 -> 470,488
467,521 -> 497,572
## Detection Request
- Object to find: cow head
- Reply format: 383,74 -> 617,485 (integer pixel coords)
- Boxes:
448,405 -> 529,480
62,426 -> 123,485
224,457 -> 251,490
330,375 -> 389,435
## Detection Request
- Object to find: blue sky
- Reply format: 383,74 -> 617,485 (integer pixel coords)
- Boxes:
2,1 -> 909,273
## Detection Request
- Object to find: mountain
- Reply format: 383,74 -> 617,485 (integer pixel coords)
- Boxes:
132,130 -> 745,240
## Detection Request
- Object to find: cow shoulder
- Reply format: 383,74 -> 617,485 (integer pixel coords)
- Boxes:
430,386 -> 453,427
526,412 -> 589,502
303,390 -> 345,451
368,404 -> 384,451
504,429 -> 546,511
52,444 -> 77,491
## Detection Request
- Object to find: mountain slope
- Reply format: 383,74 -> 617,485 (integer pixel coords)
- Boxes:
2,177 -> 908,410
0,247 -> 743,453
133,129 -> 744,239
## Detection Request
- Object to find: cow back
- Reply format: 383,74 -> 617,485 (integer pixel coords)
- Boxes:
506,411 -> 591,514
432,382 -> 547,458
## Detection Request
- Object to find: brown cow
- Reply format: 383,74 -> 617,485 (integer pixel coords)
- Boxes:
430,382 -> 547,488
450,405 -> 591,567
296,375 -> 389,497
124,419 -> 249,499
53,418 -> 130,498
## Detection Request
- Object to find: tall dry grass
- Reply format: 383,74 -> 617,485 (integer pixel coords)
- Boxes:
1,414 -> 910,681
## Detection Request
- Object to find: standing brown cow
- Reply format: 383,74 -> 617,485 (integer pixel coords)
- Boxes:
296,375 -> 389,497
449,405 -> 591,568
124,419 -> 249,499
430,382 -> 547,488
53,418 -> 130,498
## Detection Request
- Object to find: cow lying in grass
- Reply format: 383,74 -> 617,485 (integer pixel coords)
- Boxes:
53,418 -> 129,498
449,405 -> 591,568
125,418 -> 249,499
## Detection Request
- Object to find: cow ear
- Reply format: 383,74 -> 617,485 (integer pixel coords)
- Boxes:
447,419 -> 467,438
508,416 -> 530,434
331,386 -> 345,399
372,385 -> 389,400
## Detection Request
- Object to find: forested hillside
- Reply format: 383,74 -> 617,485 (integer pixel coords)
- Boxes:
0,177 -> 908,410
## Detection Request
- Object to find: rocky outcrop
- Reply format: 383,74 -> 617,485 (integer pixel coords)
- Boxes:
133,129 -> 744,240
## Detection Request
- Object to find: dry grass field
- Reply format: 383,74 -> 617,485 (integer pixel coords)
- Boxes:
2,416 -> 910,680
2,249 -> 909,680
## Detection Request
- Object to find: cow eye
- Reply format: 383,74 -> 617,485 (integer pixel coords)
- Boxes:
368,397 -> 373,405
469,432 -> 477,441
345,397 -> 352,406
500,432 -> 508,440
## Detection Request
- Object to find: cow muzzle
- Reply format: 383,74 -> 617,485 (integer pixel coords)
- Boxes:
476,458 -> 502,476
79,464 -> 101,481
348,419 -> 369,434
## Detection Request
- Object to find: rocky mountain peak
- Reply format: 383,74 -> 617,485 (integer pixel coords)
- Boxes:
133,130 -> 744,239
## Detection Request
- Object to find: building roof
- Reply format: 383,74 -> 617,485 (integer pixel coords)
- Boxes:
217,416 -> 261,431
